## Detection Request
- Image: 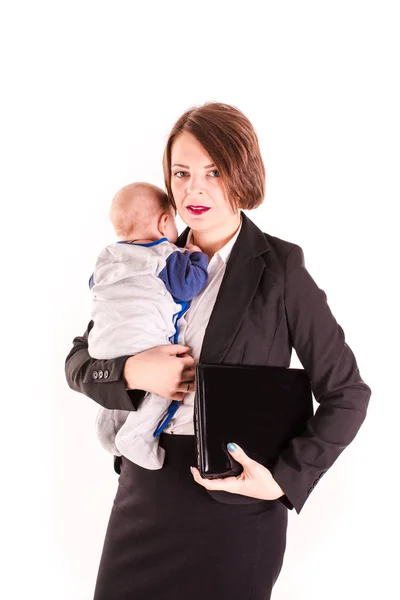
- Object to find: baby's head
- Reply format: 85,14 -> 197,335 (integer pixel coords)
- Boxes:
110,182 -> 178,243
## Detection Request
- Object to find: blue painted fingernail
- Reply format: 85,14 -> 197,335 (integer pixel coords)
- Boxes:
227,443 -> 237,452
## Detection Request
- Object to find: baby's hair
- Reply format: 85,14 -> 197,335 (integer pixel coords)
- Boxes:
110,182 -> 173,240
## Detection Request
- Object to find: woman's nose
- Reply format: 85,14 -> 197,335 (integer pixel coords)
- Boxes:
186,174 -> 204,196
187,187 -> 204,196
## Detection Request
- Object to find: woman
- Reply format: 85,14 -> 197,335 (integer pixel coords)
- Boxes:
65,102 -> 371,599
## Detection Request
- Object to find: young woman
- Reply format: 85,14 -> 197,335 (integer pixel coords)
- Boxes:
65,102 -> 371,599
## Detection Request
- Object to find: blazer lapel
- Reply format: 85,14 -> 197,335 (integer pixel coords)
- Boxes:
176,211 -> 270,364
200,252 -> 265,363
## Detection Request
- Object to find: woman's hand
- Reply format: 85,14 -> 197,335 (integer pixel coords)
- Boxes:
191,443 -> 285,501
123,345 -> 195,401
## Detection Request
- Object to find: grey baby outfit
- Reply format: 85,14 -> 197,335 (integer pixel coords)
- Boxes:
88,237 -> 208,469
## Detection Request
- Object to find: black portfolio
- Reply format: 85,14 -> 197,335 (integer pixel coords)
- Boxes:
194,363 -> 313,479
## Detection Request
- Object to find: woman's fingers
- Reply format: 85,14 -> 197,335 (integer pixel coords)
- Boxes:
169,392 -> 185,401
178,357 -> 196,393
124,344 -> 196,400
182,366 -> 196,379
226,443 -> 256,469
164,344 -> 191,355
190,467 -> 241,493
178,380 -> 194,393
178,355 -> 195,369
190,443 -> 285,501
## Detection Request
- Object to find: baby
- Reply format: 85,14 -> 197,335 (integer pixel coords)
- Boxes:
88,182 -> 208,469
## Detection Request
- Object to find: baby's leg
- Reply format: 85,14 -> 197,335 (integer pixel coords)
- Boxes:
95,408 -> 130,455
114,395 -> 172,469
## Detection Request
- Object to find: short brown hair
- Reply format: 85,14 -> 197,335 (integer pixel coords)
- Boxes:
162,102 -> 266,212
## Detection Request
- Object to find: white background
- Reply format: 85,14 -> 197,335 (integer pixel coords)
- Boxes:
1,1 -> 399,598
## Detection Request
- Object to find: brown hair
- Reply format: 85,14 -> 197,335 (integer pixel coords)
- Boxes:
162,102 -> 266,213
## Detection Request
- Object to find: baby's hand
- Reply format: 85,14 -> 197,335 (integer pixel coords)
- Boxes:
185,243 -> 203,254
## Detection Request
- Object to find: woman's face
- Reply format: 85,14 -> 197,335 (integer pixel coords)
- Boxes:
170,131 -> 238,233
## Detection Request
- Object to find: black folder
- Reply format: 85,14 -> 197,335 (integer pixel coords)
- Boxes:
194,363 -> 314,479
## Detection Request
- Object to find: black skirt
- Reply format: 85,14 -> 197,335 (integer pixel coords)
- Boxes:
93,432 -> 288,600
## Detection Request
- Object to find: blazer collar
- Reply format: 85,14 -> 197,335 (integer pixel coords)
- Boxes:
176,210 -> 270,364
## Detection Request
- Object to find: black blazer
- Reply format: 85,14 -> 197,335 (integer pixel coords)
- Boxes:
65,211 -> 371,514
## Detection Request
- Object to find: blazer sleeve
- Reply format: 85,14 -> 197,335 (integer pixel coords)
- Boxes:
64,320 -> 147,410
270,244 -> 371,514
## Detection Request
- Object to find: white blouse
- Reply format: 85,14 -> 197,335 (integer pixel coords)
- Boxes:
162,217 -> 243,435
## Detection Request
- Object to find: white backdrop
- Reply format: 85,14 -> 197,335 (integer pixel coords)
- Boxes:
1,1 -> 399,598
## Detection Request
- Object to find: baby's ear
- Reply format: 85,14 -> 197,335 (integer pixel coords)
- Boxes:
158,212 -> 169,233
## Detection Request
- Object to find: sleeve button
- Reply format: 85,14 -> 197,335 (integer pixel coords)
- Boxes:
92,371 -> 98,380
104,370 -> 109,379
98,370 -> 104,379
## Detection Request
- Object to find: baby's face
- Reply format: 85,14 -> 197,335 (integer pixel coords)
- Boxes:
165,207 -> 179,244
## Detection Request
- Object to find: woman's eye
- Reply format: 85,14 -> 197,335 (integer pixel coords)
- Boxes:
173,170 -> 220,178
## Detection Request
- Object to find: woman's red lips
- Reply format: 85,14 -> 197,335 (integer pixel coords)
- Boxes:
187,205 -> 211,215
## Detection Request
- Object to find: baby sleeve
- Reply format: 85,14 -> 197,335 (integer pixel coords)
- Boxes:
158,250 -> 208,301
